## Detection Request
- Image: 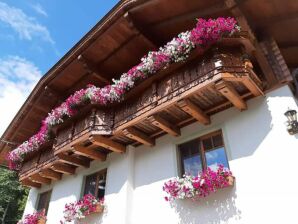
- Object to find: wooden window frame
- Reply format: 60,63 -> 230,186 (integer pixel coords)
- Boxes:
36,190 -> 52,215
82,168 -> 107,199
178,130 -> 229,176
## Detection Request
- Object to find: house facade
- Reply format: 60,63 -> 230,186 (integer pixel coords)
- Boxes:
1,0 -> 298,224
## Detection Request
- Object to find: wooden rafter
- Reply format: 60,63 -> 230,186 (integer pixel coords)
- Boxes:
51,163 -> 76,175
90,135 -> 126,153
123,127 -> 155,146
215,80 -> 247,110
148,114 -> 180,136
177,99 -> 210,125
39,169 -> 62,181
124,12 -> 159,47
77,55 -> 110,84
21,179 -> 41,188
72,145 -> 107,161
29,173 -> 51,185
57,153 -> 90,168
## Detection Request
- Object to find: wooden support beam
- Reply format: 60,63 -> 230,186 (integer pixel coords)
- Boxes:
51,163 -> 76,175
77,55 -> 109,84
29,174 -> 51,185
221,72 -> 263,96
215,80 -> 247,110
242,77 -> 264,97
148,114 -> 180,136
124,12 -> 159,47
177,99 -> 210,125
123,127 -> 155,146
57,153 -> 90,168
39,169 -> 62,181
72,145 -> 107,161
21,179 -> 41,188
89,135 -> 126,153
225,0 -> 278,87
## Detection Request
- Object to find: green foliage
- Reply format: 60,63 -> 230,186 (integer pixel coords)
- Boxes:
0,167 -> 29,224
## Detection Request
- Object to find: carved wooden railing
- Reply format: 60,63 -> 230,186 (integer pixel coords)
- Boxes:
19,44 -> 264,188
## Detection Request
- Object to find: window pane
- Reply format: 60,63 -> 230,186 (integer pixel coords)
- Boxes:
183,154 -> 203,176
37,191 -> 51,214
97,174 -> 106,199
205,147 -> 229,170
202,138 -> 213,150
84,174 -> 97,196
179,139 -> 202,176
212,134 -> 223,148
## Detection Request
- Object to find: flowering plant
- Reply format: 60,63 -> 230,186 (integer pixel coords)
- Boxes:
163,164 -> 234,201
62,194 -> 104,222
17,210 -> 46,224
7,17 -> 240,170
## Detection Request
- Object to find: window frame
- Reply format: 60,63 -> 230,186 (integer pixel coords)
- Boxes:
177,130 -> 229,176
82,168 -> 107,199
36,190 -> 52,215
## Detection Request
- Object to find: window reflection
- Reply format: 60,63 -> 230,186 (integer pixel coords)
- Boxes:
183,154 -> 203,176
205,147 -> 229,170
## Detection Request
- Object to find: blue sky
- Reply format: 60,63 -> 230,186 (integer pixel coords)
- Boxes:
0,0 -> 119,135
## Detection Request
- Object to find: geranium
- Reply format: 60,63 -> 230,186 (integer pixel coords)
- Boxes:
7,17 -> 240,170
17,210 -> 46,224
163,165 -> 233,201
62,194 -> 104,223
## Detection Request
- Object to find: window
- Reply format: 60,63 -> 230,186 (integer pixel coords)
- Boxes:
36,190 -> 52,214
83,169 -> 107,199
178,130 -> 229,176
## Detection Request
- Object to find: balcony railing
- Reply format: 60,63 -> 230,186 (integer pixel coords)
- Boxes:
19,40 -> 264,188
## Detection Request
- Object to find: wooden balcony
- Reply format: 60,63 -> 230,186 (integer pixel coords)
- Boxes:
20,42 -> 264,188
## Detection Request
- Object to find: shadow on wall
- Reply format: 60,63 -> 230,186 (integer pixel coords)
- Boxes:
225,96 -> 272,160
172,186 -> 241,224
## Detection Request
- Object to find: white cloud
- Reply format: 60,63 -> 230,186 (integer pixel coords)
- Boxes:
0,1 -> 54,44
0,56 -> 42,136
31,3 -> 48,17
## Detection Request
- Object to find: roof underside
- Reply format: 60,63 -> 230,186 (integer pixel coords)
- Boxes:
1,0 -> 297,165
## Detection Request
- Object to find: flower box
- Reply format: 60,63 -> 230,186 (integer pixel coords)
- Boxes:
163,165 -> 234,201
226,175 -> 235,187
93,203 -> 104,214
37,217 -> 46,224
63,195 -> 104,222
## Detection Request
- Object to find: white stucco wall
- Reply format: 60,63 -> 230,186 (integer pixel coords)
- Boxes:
23,85 -> 298,224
